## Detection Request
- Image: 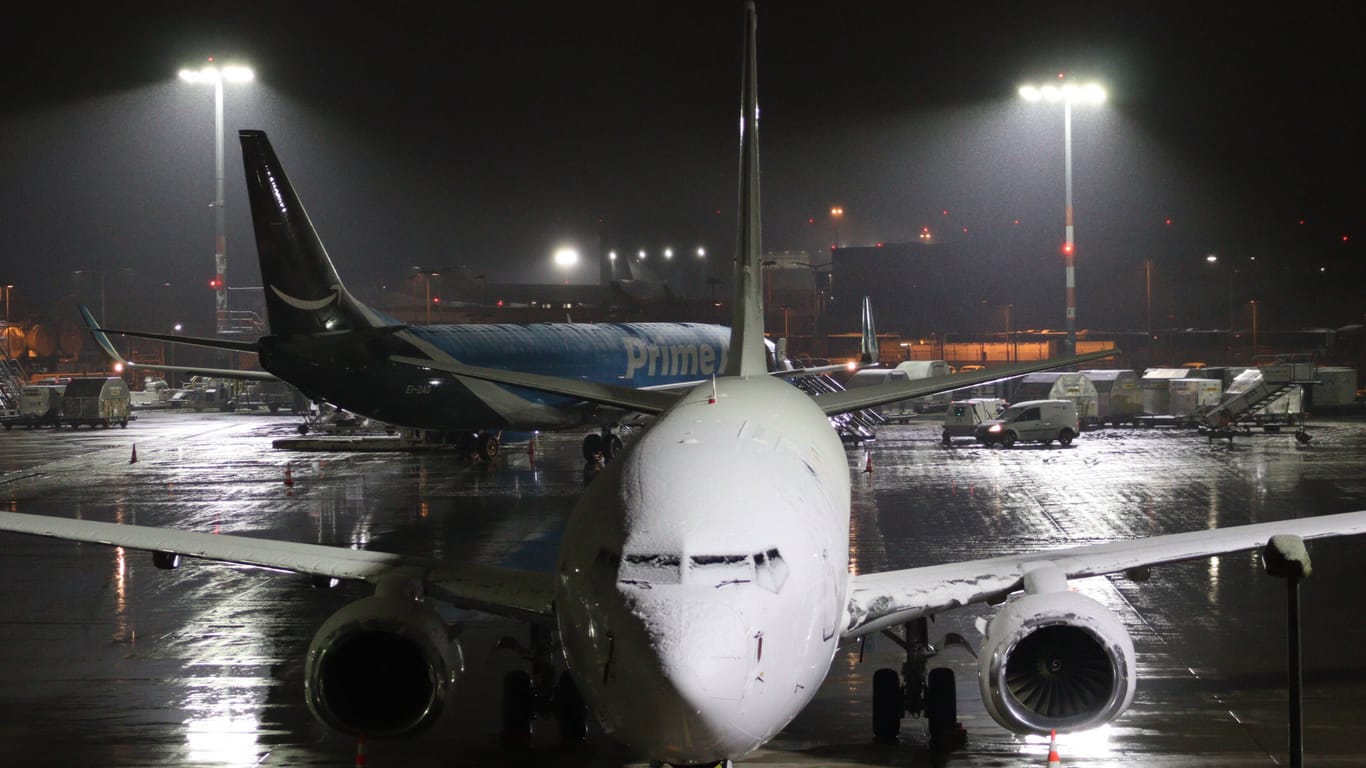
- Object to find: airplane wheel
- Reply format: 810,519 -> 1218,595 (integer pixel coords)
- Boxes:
582,433 -> 604,462
871,667 -> 902,742
926,667 -> 957,745
554,671 -> 587,742
479,433 -> 500,462
605,434 -> 624,459
502,669 -> 534,738
297,423 -> 310,435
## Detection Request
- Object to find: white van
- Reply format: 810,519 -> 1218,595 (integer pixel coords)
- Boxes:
942,398 -> 1007,445
974,399 -> 1080,447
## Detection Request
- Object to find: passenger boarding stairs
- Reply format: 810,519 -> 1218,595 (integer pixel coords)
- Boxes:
787,371 -> 883,443
1197,362 -> 1317,429
0,338 -> 27,419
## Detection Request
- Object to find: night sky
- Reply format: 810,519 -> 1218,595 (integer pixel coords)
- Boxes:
2,1 -> 1363,335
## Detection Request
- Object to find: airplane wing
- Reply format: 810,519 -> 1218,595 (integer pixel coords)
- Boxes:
80,305 -> 278,382
0,511 -> 556,624
813,348 -> 1118,417
391,354 -> 685,415
80,305 -> 260,354
842,509 -> 1366,639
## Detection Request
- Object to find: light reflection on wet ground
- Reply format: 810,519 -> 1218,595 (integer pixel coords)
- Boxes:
1,410 -> 1364,766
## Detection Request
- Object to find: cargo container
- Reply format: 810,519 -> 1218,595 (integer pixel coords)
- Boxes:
61,377 -> 130,428
1080,369 -> 1141,425
1010,372 -> 1099,425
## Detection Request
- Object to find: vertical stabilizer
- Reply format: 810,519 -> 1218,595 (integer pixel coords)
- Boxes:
238,130 -> 393,335
723,1 -> 766,378
860,297 -> 879,364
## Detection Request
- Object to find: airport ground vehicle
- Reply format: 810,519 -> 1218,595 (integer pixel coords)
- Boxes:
942,397 -> 1006,444
974,398 -> 1079,447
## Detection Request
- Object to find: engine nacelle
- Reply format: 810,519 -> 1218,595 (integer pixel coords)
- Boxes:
979,590 -> 1136,734
305,595 -> 463,738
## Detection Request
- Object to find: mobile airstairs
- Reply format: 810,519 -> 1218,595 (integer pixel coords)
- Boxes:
1197,361 -> 1318,437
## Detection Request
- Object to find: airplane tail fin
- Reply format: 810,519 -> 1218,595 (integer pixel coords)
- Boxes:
80,305 -> 128,366
722,1 -> 766,378
859,296 -> 878,364
238,130 -> 396,336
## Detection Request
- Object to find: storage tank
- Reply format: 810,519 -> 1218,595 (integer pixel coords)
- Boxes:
2,325 -> 26,358
28,323 -> 59,358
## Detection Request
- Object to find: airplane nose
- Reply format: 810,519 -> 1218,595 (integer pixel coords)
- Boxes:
604,588 -> 761,761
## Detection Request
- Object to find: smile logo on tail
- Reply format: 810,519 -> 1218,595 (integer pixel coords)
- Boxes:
271,284 -> 340,311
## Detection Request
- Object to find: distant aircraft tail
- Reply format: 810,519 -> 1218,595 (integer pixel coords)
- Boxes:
859,297 -> 878,364
238,130 -> 397,336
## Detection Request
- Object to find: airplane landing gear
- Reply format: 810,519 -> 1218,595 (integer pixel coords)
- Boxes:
870,617 -> 963,747
497,625 -> 587,744
582,429 -> 625,462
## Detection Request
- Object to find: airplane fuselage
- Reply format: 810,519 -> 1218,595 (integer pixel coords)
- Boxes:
257,322 -> 731,433
556,374 -> 851,763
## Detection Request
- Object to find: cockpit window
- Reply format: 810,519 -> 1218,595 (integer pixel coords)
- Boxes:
618,554 -> 681,586
617,548 -> 787,591
753,548 -> 789,593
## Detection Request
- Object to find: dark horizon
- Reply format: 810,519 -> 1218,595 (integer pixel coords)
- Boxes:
2,2 -> 1362,339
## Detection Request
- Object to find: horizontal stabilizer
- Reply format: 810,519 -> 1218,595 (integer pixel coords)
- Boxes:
814,348 -> 1119,417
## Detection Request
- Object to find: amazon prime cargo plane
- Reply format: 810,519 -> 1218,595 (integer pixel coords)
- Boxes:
6,3 -> 1366,767
86,128 -> 742,461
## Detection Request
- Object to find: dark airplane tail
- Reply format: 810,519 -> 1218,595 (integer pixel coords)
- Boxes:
859,296 -> 878,364
239,130 -> 396,336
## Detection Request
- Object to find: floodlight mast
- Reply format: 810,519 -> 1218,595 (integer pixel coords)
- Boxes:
1019,79 -> 1106,356
178,61 -> 254,337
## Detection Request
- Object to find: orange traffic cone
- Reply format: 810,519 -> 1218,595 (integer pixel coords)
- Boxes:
354,734 -> 367,768
1047,728 -> 1060,765
284,463 -> 295,487
863,450 -> 874,473
129,444 -> 138,464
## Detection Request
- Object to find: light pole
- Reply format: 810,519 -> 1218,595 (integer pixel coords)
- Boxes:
170,323 -> 182,388
830,206 -> 844,250
1020,78 -> 1106,356
3,284 -> 11,325
179,59 -> 253,337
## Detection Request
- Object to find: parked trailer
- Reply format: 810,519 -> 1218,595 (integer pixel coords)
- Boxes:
61,377 -> 130,428
1080,369 -> 1141,425
1010,372 -> 1099,425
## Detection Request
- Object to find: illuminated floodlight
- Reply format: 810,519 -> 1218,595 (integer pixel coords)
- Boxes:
696,247 -> 706,258
553,248 -> 580,268
1019,81 -> 1106,104
179,63 -> 255,84
664,248 -> 674,260
608,250 -> 618,261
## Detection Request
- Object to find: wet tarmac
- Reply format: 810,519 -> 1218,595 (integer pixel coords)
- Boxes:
1,409 -> 1364,767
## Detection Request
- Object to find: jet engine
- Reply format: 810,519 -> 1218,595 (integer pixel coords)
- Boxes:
305,594 -> 463,738
978,590 -> 1135,734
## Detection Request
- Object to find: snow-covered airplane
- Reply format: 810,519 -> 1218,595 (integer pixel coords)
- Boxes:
4,3 -> 1366,767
